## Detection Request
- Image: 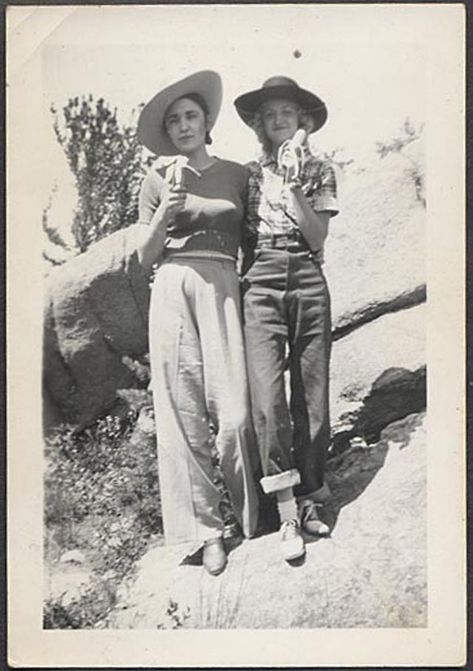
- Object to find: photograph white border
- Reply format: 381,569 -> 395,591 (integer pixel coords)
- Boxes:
7,4 -> 466,666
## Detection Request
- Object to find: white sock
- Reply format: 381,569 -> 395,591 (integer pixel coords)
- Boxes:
276,488 -> 298,523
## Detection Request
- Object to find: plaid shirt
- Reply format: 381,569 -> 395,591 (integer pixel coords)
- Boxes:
245,148 -> 339,257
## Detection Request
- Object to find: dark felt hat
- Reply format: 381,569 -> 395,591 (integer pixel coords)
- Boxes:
234,75 -> 327,132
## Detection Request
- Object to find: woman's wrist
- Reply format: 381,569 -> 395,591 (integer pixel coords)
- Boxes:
151,207 -> 170,229
286,179 -> 304,200
288,177 -> 303,190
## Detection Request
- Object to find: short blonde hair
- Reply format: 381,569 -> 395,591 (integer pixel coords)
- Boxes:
249,104 -> 316,153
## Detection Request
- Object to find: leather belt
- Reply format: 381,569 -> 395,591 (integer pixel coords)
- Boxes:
255,229 -> 310,252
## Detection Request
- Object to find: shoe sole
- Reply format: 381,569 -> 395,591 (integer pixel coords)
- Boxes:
206,565 -> 226,576
282,547 -> 306,561
284,552 -> 305,561
302,526 -> 330,537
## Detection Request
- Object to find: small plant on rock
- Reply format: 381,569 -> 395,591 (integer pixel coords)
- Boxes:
376,118 -> 426,207
317,146 -> 354,172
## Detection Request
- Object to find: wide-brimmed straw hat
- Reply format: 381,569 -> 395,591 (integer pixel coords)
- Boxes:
234,75 -> 327,133
138,70 -> 223,156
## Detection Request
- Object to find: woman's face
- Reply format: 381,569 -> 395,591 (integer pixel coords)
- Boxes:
164,97 -> 208,155
260,97 -> 300,149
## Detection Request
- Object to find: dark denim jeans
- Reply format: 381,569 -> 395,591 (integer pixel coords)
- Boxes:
242,246 -> 331,498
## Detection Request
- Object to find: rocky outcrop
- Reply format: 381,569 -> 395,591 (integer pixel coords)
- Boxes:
43,140 -> 428,632
325,145 -> 425,331
43,142 -> 425,430
106,412 -> 426,629
332,285 -> 426,340
329,302 -> 426,448
101,275 -> 427,628
43,225 -> 150,428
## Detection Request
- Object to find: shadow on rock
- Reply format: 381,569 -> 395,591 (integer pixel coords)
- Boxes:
331,365 -> 426,455
286,554 -> 306,568
256,366 -> 426,540
180,532 -> 244,567
321,411 -> 425,536
353,365 -> 426,443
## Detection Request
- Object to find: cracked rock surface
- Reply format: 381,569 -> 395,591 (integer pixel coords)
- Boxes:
107,412 -> 426,629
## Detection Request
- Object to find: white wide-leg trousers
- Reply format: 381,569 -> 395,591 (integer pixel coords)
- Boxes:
149,256 -> 259,545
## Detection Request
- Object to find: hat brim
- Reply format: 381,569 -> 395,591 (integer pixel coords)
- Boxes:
234,84 -> 327,133
138,70 -> 222,156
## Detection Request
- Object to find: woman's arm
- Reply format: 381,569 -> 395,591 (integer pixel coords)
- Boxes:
238,164 -> 257,276
137,186 -> 187,271
286,183 -> 330,252
137,211 -> 168,272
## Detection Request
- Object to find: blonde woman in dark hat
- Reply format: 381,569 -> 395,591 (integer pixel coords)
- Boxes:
136,71 -> 258,575
234,76 -> 338,562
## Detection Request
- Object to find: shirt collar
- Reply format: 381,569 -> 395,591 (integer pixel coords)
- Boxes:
260,150 -> 277,167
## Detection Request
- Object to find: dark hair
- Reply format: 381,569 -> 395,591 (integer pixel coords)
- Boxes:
181,92 -> 209,116
164,92 -> 213,145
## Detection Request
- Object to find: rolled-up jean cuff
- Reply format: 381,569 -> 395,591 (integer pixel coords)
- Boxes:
260,468 -> 301,494
297,482 -> 331,504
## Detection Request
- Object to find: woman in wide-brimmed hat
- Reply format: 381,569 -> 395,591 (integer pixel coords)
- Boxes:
234,76 -> 339,562
136,70 -> 258,575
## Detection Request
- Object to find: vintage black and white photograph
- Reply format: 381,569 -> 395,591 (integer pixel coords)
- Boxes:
7,4 -> 465,667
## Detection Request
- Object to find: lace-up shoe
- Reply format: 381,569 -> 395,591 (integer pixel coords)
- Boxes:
300,500 -> 330,536
280,519 -> 305,560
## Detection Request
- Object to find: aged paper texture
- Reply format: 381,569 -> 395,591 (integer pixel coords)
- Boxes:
7,3 -> 466,667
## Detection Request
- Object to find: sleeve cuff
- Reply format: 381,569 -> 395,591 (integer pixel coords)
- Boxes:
312,196 -> 339,216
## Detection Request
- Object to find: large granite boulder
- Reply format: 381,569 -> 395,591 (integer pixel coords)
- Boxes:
43,225 -> 150,428
106,412 -> 426,629
324,140 -> 425,334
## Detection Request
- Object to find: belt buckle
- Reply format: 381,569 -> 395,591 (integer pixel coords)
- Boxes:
274,233 -> 289,249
